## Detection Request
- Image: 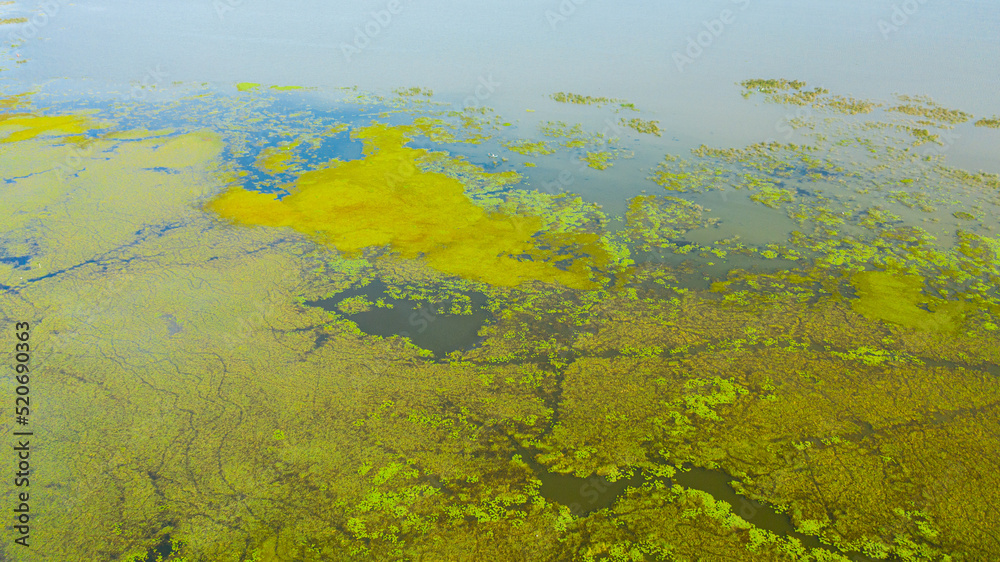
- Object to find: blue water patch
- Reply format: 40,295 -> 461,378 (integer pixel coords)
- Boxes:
30,87 -> 378,198
0,255 -> 30,269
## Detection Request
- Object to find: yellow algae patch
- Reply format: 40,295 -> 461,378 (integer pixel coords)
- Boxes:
270,85 -> 304,91
0,130 -> 225,286
0,17 -> 27,24
0,113 -> 94,143
850,271 -> 970,333
206,123 -> 604,289
236,82 -> 260,92
255,139 -> 303,174
0,93 -> 31,110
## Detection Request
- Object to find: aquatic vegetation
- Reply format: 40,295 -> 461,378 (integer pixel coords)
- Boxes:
740,78 -> 807,94
551,92 -> 625,106
2,76 -> 999,562
974,116 -> 1000,128
650,154 -> 728,192
907,127 -> 942,146
254,139 -> 304,174
0,113 -> 96,143
207,123 -> 610,289
750,185 -> 795,209
850,271 -> 970,333
539,121 -> 604,148
0,17 -> 27,24
503,138 -> 556,155
888,95 -> 972,127
236,82 -> 261,92
621,117 -> 662,136
394,86 -> 434,97
582,150 -> 613,170
621,195 -> 717,252
741,78 -> 881,114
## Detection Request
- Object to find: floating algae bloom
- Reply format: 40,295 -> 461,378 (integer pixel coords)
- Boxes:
206,122 -> 609,289
5,77 -> 1000,561
850,271 -> 972,333
0,113 -> 95,143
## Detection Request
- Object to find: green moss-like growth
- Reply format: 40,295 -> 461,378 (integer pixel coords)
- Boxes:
740,78 -> 807,94
974,116 -> 1000,128
889,95 -> 972,126
650,154 -> 726,192
850,271 -> 970,333
550,92 -> 623,106
503,139 -> 556,155
620,118 -> 662,136
582,151 -> 613,170
394,86 -> 434,97
740,79 -> 881,114
5,79 -> 1000,562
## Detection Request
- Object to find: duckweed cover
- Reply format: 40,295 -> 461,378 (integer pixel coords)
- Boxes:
2,3 -> 1000,562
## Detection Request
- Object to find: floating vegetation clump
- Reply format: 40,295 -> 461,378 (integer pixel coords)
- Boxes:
739,78 -> 807,94
551,91 -> 627,107
741,78 -> 881,114
1,74 -> 999,562
503,138 -> 556,155
551,91 -> 614,105
975,115 -> 1000,128
888,94 -> 972,127
582,150 -> 614,169
621,117 -> 662,136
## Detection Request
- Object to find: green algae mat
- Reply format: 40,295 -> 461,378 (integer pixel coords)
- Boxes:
1,77 -> 999,561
